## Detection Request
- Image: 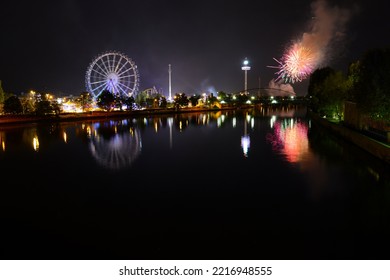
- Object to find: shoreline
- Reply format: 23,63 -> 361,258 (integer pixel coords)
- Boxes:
0,103 -> 309,126
0,107 -> 236,126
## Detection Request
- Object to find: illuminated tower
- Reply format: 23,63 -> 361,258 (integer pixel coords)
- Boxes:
168,64 -> 172,101
241,57 -> 251,94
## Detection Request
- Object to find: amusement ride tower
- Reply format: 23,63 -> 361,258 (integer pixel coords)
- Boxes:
241,57 -> 251,94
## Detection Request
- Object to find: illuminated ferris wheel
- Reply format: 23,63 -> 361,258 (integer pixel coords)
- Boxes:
85,51 -> 140,99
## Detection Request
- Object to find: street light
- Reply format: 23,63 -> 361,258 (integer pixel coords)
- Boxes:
241,57 -> 251,94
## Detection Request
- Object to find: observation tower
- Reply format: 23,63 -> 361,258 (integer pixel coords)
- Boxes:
241,57 -> 251,94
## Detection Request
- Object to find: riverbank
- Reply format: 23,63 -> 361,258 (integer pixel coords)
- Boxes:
0,106 -> 236,126
308,110 -> 390,164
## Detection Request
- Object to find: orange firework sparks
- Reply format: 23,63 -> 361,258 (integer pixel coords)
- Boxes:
269,43 -> 317,84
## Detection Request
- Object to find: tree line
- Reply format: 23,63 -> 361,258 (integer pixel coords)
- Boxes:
307,47 -> 390,126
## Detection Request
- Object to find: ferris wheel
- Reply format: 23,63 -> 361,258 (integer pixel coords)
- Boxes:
85,51 -> 140,99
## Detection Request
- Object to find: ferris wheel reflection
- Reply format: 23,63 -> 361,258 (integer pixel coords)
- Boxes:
85,121 -> 142,170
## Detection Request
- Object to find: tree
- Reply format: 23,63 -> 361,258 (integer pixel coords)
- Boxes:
135,91 -> 148,107
349,47 -> 390,122
308,67 -> 334,112
19,95 -> 35,114
0,80 -> 5,104
151,93 -> 167,108
217,91 -> 232,104
207,93 -> 219,108
308,67 -> 350,120
0,81 -> 13,113
235,92 -> 249,105
158,95 -> 167,108
189,94 -> 200,107
96,90 -> 115,111
113,94 -> 125,111
123,95 -> 135,110
79,91 -> 93,112
173,93 -> 189,108
51,101 -> 61,115
321,71 -> 349,120
345,60 -> 360,101
35,100 -> 55,115
3,95 -> 23,114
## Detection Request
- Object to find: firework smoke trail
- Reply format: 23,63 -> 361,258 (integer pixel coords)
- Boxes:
268,0 -> 353,84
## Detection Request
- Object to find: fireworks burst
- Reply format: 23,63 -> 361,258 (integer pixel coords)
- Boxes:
267,0 -> 354,84
268,43 -> 317,84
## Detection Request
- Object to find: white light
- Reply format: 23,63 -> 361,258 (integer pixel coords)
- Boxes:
241,135 -> 250,157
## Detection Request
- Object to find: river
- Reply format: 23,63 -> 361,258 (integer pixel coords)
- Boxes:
0,105 -> 389,260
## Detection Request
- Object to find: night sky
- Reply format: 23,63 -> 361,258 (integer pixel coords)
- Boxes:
1,0 -> 389,97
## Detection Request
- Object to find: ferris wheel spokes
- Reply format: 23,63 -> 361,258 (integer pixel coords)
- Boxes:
85,51 -> 140,99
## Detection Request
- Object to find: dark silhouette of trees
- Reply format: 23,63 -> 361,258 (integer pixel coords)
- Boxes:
217,91 -> 232,104
236,92 -> 249,105
348,47 -> 390,122
308,67 -> 349,120
173,93 -> 189,107
0,80 -> 6,104
0,80 -> 13,114
96,90 -> 115,111
35,100 -> 53,115
308,67 -> 335,113
3,95 -> 23,114
189,94 -> 201,107
123,95 -> 135,110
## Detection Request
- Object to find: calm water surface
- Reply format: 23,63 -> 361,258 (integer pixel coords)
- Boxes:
0,105 -> 389,260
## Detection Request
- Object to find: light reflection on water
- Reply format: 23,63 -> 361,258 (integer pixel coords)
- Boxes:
1,105 -> 390,259
0,105 -> 383,173
266,117 -> 309,163
88,126 -> 142,170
